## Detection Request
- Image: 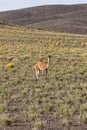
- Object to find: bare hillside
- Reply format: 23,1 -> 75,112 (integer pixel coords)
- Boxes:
0,4 -> 87,34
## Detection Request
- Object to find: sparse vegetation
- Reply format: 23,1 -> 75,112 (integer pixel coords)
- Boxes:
0,24 -> 87,130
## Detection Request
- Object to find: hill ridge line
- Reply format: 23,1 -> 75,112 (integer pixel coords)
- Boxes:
0,4 -> 87,34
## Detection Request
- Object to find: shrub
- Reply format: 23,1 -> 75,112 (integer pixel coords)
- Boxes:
5,63 -> 14,68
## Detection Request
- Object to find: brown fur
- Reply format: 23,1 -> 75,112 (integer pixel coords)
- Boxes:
34,56 -> 50,79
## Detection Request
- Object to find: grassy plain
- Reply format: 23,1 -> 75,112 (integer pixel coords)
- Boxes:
0,24 -> 87,130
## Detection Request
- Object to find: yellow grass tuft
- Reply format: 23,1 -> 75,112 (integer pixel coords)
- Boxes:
5,63 -> 14,68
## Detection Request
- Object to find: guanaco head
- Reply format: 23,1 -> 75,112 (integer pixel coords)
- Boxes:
48,55 -> 51,58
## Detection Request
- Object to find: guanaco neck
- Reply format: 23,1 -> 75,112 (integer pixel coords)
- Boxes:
47,56 -> 50,66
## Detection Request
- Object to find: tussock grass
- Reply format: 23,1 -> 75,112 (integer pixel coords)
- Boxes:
0,24 -> 87,129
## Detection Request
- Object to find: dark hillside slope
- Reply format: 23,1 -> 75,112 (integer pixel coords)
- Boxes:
0,4 -> 87,34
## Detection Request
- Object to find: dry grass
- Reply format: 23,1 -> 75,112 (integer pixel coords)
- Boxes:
0,24 -> 87,130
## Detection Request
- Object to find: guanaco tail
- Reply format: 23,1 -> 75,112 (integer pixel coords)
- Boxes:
34,56 -> 51,79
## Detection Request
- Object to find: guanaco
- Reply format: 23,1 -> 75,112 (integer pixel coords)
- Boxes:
34,56 -> 51,79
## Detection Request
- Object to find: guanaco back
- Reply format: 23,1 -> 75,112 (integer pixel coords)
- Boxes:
34,56 -> 51,79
